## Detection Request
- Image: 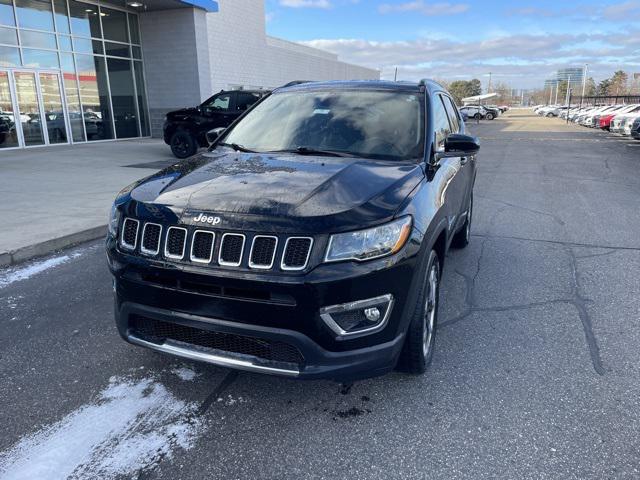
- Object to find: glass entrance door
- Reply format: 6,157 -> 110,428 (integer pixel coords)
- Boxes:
14,71 -> 45,147
2,69 -> 70,148
39,72 -> 68,144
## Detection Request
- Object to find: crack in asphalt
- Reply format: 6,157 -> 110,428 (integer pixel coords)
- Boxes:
471,233 -> 640,252
564,245 -> 606,376
441,238 -> 606,376
477,194 -> 566,227
198,370 -> 240,415
476,171 -> 639,188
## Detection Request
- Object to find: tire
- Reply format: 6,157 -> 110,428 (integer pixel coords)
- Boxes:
451,193 -> 472,248
474,113 -> 481,120
170,130 -> 198,159
486,113 -> 494,120
398,250 -> 441,374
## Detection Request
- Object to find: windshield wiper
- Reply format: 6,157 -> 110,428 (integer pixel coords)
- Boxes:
219,142 -> 257,153
270,146 -> 353,157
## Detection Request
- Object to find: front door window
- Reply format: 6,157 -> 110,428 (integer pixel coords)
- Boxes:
204,93 -> 232,113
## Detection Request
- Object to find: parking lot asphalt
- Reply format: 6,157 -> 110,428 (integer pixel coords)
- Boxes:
1,111 -> 639,479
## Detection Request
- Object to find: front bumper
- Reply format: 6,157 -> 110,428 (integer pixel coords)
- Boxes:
108,234 -> 424,381
117,302 -> 405,381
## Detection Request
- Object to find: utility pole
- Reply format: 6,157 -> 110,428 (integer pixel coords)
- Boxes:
487,72 -> 492,93
565,75 -> 571,105
549,84 -> 553,105
394,67 -> 398,82
554,81 -> 559,105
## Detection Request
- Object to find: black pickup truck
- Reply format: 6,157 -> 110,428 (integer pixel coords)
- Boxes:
107,80 -> 479,381
163,89 -> 268,158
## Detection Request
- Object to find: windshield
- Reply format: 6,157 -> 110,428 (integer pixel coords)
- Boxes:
220,89 -> 425,161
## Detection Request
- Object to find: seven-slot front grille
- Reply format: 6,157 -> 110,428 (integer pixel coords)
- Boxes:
119,218 -> 314,271
121,218 -> 139,250
141,223 -> 162,255
249,236 -> 278,269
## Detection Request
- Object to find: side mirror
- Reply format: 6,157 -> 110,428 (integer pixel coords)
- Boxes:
435,133 -> 480,161
206,127 -> 226,145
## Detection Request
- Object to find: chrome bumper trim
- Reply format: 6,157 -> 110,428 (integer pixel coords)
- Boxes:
127,334 -> 300,377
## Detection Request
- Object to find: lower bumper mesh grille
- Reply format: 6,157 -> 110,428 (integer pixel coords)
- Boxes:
130,315 -> 304,365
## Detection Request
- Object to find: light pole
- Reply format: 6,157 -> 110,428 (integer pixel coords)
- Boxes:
580,64 -> 588,110
487,72 -> 492,93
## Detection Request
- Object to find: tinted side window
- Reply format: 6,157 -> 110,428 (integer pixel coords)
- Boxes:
442,96 -> 460,132
235,92 -> 261,112
204,93 -> 232,111
432,95 -> 451,148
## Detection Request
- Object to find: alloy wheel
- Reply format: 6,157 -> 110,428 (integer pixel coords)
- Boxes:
422,261 -> 439,358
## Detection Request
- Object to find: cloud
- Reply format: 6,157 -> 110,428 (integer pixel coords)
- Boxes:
603,1 -> 640,19
279,0 -> 331,8
378,1 -> 469,15
506,7 -> 558,17
301,31 -> 640,88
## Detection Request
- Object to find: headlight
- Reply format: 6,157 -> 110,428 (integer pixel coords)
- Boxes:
108,203 -> 121,237
325,216 -> 412,263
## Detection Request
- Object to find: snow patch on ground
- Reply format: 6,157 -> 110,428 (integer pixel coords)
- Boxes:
171,366 -> 199,381
0,377 -> 204,480
217,394 -> 248,406
0,252 -> 83,289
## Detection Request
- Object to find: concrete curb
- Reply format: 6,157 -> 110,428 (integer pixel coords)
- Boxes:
0,225 -> 107,268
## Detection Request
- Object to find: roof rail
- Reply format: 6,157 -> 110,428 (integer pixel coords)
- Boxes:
281,80 -> 312,88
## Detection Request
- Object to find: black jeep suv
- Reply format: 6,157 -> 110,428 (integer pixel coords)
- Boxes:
107,80 -> 479,381
163,89 -> 268,158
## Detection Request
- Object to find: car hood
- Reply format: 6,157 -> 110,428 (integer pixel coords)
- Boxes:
166,107 -> 199,119
125,150 -> 424,233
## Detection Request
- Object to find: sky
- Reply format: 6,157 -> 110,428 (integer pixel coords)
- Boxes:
264,0 -> 640,90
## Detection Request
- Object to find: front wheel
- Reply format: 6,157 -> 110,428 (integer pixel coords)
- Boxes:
170,130 -> 198,159
398,250 -> 441,374
486,113 -> 494,120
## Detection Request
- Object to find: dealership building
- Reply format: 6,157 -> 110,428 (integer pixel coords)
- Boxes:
0,0 -> 378,150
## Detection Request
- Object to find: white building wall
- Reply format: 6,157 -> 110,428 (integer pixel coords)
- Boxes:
141,0 -> 379,137
206,0 -> 378,92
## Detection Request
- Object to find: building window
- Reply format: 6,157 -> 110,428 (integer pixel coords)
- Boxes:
68,0 -> 101,38
0,0 -> 16,26
15,0 -> 54,31
0,0 -> 149,148
101,7 -> 127,43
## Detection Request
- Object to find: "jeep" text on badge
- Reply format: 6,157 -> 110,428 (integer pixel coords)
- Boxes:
193,213 -> 221,225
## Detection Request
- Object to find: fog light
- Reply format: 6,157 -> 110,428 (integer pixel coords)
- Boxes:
364,307 -> 380,323
319,294 -> 394,338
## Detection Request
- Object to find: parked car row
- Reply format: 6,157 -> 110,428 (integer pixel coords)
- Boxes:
533,104 -> 640,139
